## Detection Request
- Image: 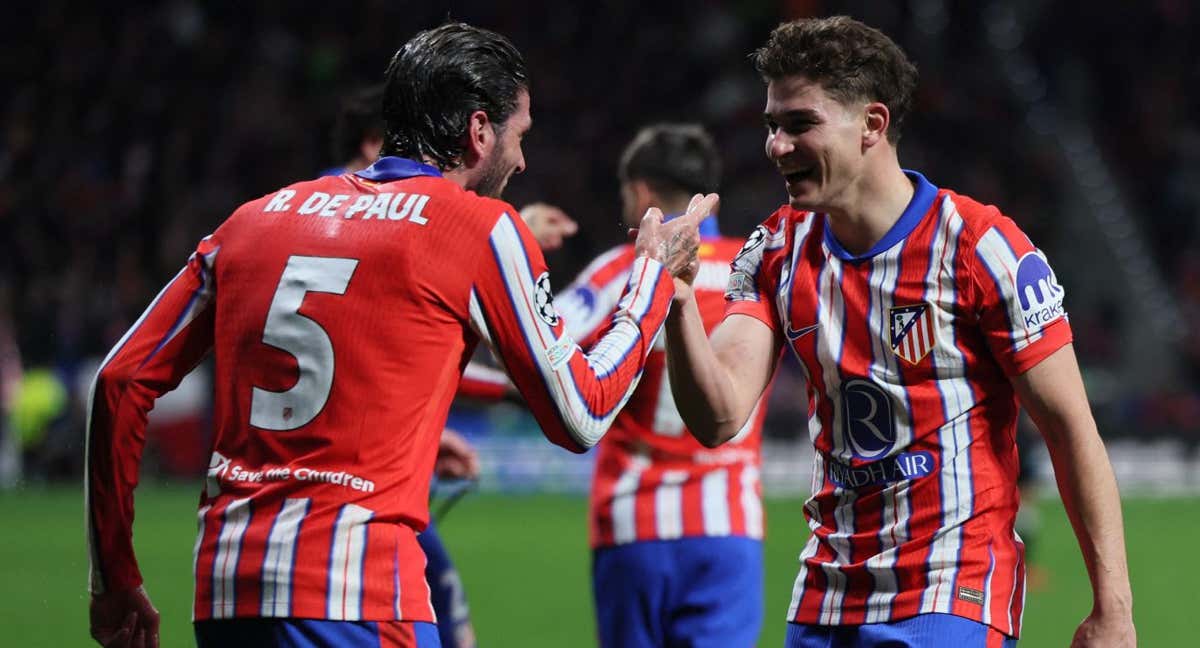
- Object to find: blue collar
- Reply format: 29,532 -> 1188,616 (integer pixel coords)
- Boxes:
822,170 -> 938,262
664,213 -> 721,238
354,156 -> 443,182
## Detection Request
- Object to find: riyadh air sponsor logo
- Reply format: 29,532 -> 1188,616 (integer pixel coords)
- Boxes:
840,379 -> 896,460
204,451 -> 376,494
1015,251 -> 1065,329
826,451 -> 935,488
890,302 -> 937,364
786,322 -> 819,341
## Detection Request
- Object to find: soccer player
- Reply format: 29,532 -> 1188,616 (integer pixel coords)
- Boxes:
663,17 -> 1135,647
325,82 -> 482,648
554,124 -> 767,648
85,22 -> 714,648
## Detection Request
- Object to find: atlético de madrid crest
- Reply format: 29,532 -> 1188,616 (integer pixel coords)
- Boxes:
890,302 -> 937,365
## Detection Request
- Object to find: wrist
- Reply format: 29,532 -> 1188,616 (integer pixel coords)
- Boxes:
1093,588 -> 1133,618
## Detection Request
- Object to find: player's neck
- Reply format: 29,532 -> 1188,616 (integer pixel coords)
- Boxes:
824,161 -> 914,257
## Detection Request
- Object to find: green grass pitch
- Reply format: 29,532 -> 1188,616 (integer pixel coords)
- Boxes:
0,485 -> 1192,647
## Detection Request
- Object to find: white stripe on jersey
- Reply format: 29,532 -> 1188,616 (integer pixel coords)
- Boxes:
974,225 -> 1045,352
86,243 -> 219,594
477,214 -> 659,448
920,202 -> 976,615
740,465 -> 764,539
776,218 -> 820,342
700,469 -> 731,536
212,498 -> 252,618
982,545 -> 997,626
815,250 -> 849,460
820,489 -> 857,625
655,470 -> 689,540
787,417 -> 828,619
612,455 -> 650,544
261,498 -> 309,617
651,371 -> 686,437
558,246 -> 633,339
862,244 -> 913,623
327,503 -> 373,620
190,505 -> 211,622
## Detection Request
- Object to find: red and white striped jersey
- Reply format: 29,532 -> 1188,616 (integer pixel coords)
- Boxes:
726,171 -> 1070,637
85,157 -> 674,623
556,230 -> 767,549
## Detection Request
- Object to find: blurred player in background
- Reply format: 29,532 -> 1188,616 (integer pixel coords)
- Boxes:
554,124 -> 767,648
85,22 -> 710,648
664,16 -> 1134,647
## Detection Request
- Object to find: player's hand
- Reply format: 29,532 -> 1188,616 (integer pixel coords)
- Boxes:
90,586 -> 159,648
633,193 -> 719,300
1070,609 -> 1136,647
436,428 -> 481,480
520,202 -> 578,252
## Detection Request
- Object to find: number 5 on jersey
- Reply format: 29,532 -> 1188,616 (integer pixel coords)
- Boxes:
250,255 -> 359,431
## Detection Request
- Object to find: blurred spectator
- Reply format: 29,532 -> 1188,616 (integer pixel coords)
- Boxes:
1,1 -> 1196,475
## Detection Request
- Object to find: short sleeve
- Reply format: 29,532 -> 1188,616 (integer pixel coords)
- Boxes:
968,216 -> 1073,375
724,214 -> 789,333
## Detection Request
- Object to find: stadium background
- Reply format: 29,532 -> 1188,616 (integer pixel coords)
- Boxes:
1,0 -> 1197,646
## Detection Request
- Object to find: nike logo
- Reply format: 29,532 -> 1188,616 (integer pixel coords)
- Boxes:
786,322 -> 819,341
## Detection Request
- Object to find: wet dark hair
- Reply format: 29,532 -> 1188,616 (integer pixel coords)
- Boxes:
331,85 -> 384,164
618,123 -> 721,197
380,23 -> 528,170
752,16 -> 918,142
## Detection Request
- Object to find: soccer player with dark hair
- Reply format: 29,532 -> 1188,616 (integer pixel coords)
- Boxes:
664,16 -> 1135,647
85,22 -> 712,648
553,123 -> 768,648
323,83 -> 482,648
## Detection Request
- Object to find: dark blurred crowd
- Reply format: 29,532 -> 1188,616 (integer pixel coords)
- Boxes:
2,0 -> 1197,482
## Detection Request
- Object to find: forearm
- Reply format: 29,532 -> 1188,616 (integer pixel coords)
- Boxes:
664,297 -> 744,447
1041,417 -> 1133,614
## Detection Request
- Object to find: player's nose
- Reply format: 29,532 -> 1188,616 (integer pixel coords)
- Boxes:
766,131 -> 793,161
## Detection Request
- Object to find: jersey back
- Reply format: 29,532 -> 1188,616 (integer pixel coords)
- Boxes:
558,235 -> 767,548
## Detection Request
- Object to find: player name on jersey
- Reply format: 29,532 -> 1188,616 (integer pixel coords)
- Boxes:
264,188 -> 432,224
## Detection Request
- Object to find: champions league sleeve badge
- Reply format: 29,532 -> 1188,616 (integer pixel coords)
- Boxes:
890,302 -> 937,365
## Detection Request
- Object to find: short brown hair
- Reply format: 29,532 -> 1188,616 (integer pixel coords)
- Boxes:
752,16 -> 918,142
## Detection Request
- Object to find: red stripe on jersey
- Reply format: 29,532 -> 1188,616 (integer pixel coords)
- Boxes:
578,237 -> 766,548
737,183 -> 1068,636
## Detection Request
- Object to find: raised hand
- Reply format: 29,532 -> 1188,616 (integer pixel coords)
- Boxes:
436,427 -> 481,480
520,202 -> 579,252
633,193 -> 719,281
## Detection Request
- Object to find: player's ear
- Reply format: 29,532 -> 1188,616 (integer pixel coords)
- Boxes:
862,101 -> 889,150
629,179 -> 654,214
462,109 -> 494,167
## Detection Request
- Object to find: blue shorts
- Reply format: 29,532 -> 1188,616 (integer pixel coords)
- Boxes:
419,521 -> 475,648
194,618 -> 440,647
784,613 -> 1017,648
592,536 -> 763,648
